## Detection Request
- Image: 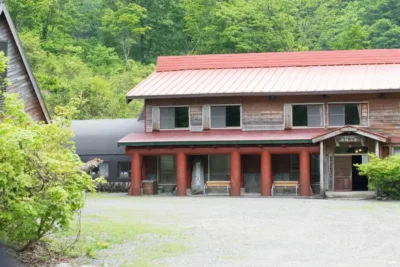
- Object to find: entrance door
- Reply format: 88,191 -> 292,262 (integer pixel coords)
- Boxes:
352,155 -> 368,191
334,156 -> 352,191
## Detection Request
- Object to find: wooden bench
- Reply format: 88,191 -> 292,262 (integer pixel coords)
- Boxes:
204,181 -> 230,196
272,181 -> 299,196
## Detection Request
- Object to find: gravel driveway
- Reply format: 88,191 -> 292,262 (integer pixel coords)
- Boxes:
82,195 -> 400,267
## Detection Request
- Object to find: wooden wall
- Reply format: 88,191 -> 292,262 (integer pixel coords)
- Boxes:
146,93 -> 400,137
0,13 -> 47,121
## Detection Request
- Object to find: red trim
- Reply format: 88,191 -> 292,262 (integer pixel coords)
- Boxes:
126,146 -> 320,156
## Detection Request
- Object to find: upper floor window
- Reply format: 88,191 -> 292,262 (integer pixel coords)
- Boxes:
292,104 -> 323,127
210,105 -> 241,128
328,103 -> 360,126
160,106 -> 189,129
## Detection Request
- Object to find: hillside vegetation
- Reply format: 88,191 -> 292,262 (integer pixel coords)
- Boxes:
7,0 -> 400,119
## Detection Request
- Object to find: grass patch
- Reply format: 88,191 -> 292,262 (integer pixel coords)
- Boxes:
131,242 -> 189,267
45,194 -> 190,266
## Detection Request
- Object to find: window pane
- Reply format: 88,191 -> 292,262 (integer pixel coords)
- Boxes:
307,105 -> 322,127
292,105 -> 307,126
394,147 -> 400,155
226,105 -> 241,127
329,104 -> 345,126
160,107 -> 175,129
211,106 -> 226,128
159,156 -> 176,184
175,107 -> 189,128
209,155 -> 230,181
345,104 -> 360,125
119,162 -> 131,178
99,163 -> 109,178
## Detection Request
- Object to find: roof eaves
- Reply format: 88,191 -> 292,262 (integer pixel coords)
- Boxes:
126,88 -> 400,100
117,139 -> 313,147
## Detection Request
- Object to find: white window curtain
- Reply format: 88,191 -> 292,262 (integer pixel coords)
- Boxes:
99,163 -> 109,178
160,107 -> 175,129
329,104 -> 345,126
307,105 -> 323,127
210,106 -> 226,128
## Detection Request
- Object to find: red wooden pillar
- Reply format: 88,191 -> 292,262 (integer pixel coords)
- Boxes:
230,150 -> 241,196
128,152 -> 142,196
261,151 -> 272,196
176,152 -> 187,196
299,150 -> 311,196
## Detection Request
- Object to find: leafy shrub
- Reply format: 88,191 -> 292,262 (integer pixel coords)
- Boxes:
355,154 -> 400,200
0,93 -> 95,251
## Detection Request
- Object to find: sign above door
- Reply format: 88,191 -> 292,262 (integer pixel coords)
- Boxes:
335,135 -> 365,146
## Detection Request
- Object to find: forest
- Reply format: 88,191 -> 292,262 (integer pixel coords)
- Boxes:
7,0 -> 400,119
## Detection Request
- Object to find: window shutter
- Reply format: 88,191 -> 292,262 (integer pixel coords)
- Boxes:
146,104 -> 153,132
284,104 -> 292,129
202,105 -> 210,130
152,106 -> 160,131
190,105 -> 203,132
361,103 -> 369,126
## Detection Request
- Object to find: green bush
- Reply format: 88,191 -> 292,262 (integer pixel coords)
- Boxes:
0,93 -> 95,252
355,154 -> 400,200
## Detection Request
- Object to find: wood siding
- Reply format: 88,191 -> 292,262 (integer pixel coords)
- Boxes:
146,93 -> 400,137
0,13 -> 46,121
190,105 -> 202,132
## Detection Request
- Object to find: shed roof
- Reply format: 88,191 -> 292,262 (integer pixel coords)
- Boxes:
72,119 -> 144,155
127,49 -> 400,100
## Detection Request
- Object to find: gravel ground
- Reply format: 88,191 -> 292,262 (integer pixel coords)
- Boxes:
83,195 -> 400,267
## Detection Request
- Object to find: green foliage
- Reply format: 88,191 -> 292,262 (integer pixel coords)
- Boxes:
0,93 -> 95,251
101,1 -> 150,64
356,154 -> 400,200
6,0 -> 400,119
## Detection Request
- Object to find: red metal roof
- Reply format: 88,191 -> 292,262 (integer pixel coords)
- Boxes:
156,49 -> 400,72
118,129 -> 329,147
127,49 -> 400,99
127,64 -> 400,99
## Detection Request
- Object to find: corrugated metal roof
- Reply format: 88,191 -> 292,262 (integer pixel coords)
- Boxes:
118,129 -> 328,147
72,119 -> 144,155
127,64 -> 400,99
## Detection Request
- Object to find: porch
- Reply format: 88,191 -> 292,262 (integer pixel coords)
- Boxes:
126,145 -> 320,197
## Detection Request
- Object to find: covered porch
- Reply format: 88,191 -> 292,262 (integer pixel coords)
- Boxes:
124,145 -> 320,197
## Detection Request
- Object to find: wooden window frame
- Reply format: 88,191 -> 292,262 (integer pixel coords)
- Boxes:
209,104 -> 242,130
158,105 -> 191,131
327,102 -> 369,128
289,103 -> 325,129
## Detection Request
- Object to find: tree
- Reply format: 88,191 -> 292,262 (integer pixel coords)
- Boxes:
101,1 -> 150,65
0,93 -> 96,252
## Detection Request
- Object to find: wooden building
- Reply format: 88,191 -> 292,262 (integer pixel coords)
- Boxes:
0,1 -> 50,122
119,49 -> 400,197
